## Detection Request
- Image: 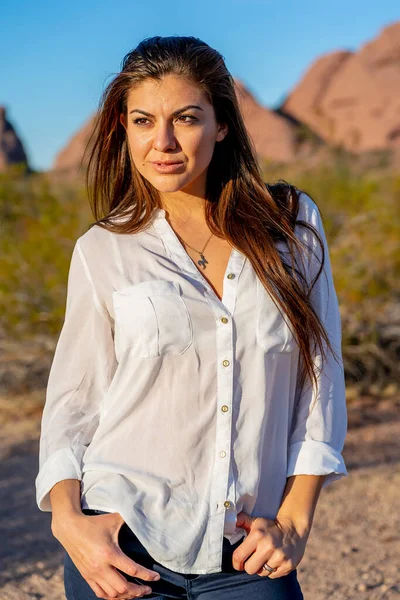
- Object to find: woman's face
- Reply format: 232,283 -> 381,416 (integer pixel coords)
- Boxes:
120,75 -> 228,197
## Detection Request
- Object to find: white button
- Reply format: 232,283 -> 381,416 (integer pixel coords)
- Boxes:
219,450 -> 226,458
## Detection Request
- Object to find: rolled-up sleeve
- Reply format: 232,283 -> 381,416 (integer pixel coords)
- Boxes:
287,193 -> 348,487
35,238 -> 117,511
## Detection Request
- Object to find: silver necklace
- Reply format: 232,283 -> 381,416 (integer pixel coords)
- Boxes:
176,231 -> 214,269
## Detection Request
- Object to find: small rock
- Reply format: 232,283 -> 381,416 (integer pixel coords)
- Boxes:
382,383 -> 399,397
380,586 -> 400,599
342,545 -> 360,555
360,567 -> 384,589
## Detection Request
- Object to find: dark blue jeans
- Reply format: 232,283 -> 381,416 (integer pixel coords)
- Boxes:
64,509 -> 304,600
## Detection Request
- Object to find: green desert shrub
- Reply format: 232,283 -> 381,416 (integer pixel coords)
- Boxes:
1,157 -> 399,395
263,155 -> 400,394
0,167 -> 91,337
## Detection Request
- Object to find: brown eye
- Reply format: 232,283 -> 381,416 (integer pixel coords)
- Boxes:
132,115 -> 197,126
177,115 -> 197,122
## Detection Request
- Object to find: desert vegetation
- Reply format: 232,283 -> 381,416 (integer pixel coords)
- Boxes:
1,151 -> 399,400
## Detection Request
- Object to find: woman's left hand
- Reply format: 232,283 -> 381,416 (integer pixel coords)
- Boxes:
232,511 -> 310,579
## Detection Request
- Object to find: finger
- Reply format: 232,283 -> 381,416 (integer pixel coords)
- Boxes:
96,574 -> 125,597
96,575 -> 152,599
99,587 -> 152,600
102,564 -> 153,597
232,524 -> 276,572
257,555 -> 285,579
111,548 -> 161,582
235,511 -> 257,532
232,536 -> 259,570
257,562 -> 278,577
263,567 -> 286,579
242,546 -> 275,576
264,560 -> 295,580
86,577 -> 110,598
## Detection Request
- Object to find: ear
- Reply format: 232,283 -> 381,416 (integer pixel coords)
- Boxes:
119,113 -> 127,131
216,122 -> 228,142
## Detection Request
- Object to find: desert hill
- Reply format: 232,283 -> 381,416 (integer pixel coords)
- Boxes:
0,106 -> 29,172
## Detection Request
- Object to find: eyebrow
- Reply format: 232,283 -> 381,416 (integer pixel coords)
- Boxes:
129,104 -> 204,117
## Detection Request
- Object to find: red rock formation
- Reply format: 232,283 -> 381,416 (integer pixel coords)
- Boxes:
281,22 -> 400,152
52,20 -> 400,172
234,78 -> 300,162
0,106 -> 29,172
52,114 -> 97,173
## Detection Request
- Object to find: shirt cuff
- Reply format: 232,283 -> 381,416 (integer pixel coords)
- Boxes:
287,440 -> 348,488
35,445 -> 85,511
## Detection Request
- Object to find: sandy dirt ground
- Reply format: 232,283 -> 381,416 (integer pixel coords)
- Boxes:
0,397 -> 399,600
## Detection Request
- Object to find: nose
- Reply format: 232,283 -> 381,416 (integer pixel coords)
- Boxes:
152,121 -> 177,152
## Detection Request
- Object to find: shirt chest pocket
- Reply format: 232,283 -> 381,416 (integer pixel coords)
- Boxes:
255,278 -> 297,354
112,280 -> 193,358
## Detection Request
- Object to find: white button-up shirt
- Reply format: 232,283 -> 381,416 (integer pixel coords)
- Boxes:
35,191 -> 348,574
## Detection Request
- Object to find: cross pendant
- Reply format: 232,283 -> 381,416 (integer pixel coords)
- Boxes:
198,253 -> 208,269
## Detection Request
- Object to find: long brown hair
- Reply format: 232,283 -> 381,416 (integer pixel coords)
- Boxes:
84,35 -> 341,400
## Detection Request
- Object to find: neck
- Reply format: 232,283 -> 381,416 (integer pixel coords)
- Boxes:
159,191 -> 207,226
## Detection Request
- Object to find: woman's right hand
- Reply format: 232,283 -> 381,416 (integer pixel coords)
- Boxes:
52,511 -> 161,599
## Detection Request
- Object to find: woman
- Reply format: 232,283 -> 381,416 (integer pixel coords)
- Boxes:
35,35 -> 348,600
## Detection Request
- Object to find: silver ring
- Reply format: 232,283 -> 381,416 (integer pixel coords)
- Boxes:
262,563 -> 276,573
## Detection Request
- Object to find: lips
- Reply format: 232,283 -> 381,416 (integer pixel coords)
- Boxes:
152,161 -> 183,165
151,161 -> 185,173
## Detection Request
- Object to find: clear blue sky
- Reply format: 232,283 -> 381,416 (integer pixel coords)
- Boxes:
1,0 -> 399,171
